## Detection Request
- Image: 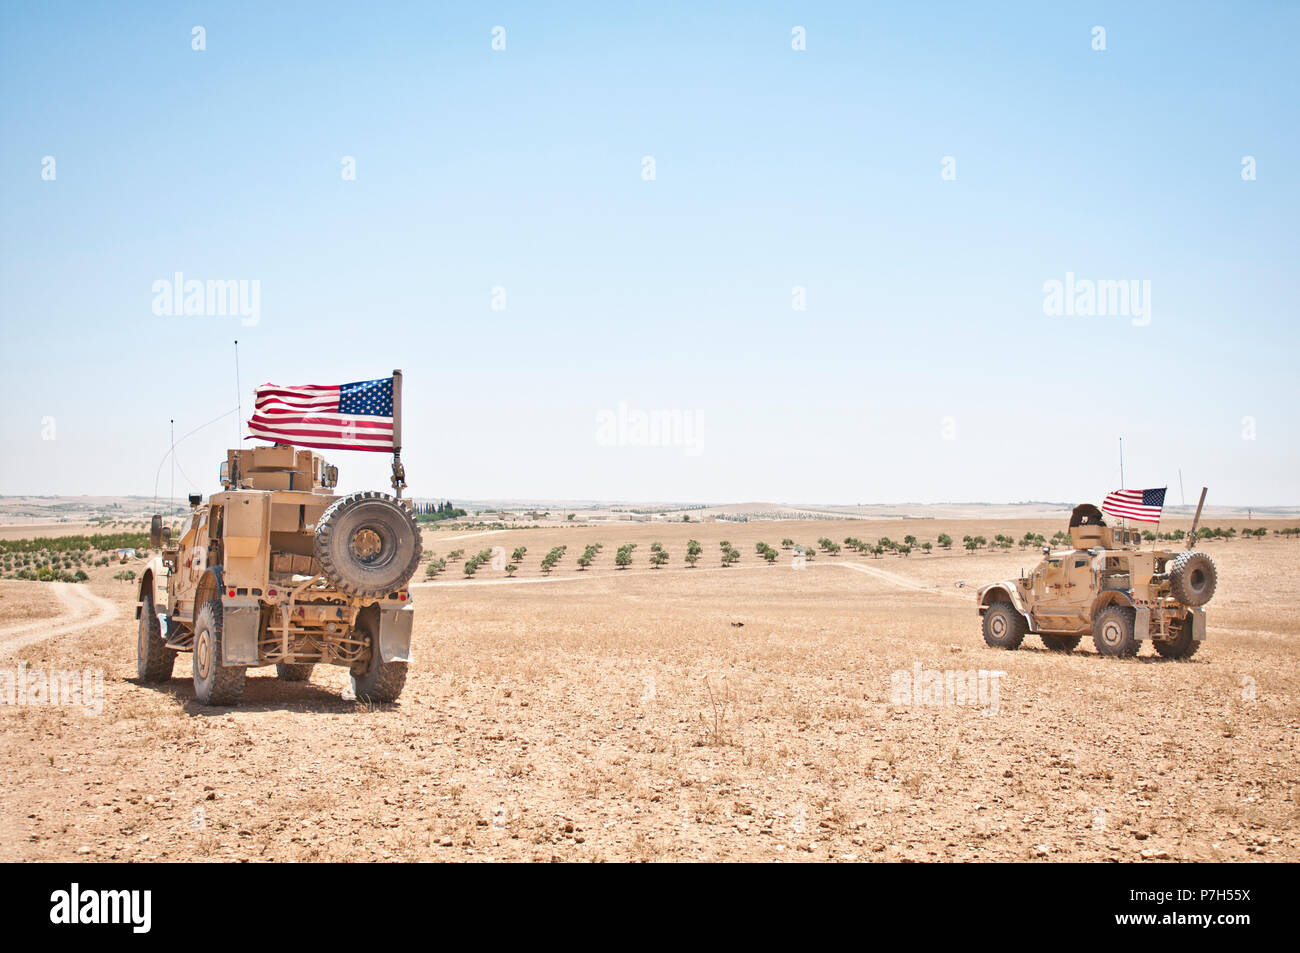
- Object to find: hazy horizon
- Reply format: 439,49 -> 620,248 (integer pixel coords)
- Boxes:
0,491 -> 1293,516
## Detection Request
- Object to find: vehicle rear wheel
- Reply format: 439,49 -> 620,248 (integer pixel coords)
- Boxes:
982,601 -> 1027,649
192,599 -> 246,705
1169,551 -> 1216,607
1040,633 -> 1082,653
276,663 -> 315,681
1153,616 -> 1200,660
137,591 -> 176,683
349,612 -> 407,703
1092,605 -> 1139,658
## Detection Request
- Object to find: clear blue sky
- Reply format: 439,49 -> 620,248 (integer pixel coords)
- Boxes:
2,2 -> 1297,505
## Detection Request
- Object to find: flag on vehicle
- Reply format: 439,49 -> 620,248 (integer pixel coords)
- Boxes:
247,377 -> 396,452
1101,487 -> 1166,523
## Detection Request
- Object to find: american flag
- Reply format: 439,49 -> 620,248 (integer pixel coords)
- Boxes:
247,377 -> 396,452
1101,487 -> 1166,524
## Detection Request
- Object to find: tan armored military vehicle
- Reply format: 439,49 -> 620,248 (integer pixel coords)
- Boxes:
135,445 -> 422,704
977,498 -> 1217,659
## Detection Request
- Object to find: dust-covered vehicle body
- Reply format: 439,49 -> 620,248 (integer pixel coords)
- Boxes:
977,502 -> 1217,659
136,444 -> 422,704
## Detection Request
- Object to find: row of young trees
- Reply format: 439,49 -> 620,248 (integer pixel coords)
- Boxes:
459,548 -> 496,576
413,520 -> 1300,581
540,546 -> 567,574
3,544 -> 131,582
0,532 -> 150,555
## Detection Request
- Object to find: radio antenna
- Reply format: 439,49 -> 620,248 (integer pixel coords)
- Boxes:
234,339 -> 243,443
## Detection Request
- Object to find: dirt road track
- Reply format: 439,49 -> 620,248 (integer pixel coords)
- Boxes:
0,583 -> 117,656
833,560 -> 972,599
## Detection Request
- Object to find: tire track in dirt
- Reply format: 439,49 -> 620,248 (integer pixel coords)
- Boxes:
833,560 -> 972,600
0,583 -> 118,656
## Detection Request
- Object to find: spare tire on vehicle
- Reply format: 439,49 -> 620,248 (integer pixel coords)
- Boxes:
315,491 -> 422,597
1168,550 -> 1216,607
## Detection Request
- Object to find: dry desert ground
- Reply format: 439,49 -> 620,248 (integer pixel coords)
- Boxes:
1,517 -> 1297,862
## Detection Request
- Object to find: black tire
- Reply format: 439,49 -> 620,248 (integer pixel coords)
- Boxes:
1041,633 -> 1082,653
1153,616 -> 1201,660
137,591 -> 176,683
276,663 -> 315,681
315,492 -> 422,597
349,612 -> 407,703
982,601 -> 1027,649
192,599 -> 247,705
1169,551 -> 1216,607
1092,605 -> 1139,658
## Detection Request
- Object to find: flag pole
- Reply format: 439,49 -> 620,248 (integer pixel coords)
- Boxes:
390,369 -> 406,500
1152,486 -> 1167,550
1118,437 -> 1128,534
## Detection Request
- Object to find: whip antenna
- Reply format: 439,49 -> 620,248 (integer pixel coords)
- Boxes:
235,339 -> 243,442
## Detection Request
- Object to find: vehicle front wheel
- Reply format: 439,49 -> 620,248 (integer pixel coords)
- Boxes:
982,601 -> 1027,649
137,591 -> 176,683
192,600 -> 247,705
1092,605 -> 1139,658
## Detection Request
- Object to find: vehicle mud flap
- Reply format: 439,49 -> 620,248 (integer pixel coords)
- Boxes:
1189,607 -> 1206,642
378,603 -> 414,663
1134,606 -> 1151,642
222,604 -> 261,665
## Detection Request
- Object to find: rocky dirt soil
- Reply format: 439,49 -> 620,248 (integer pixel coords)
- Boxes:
1,519 -> 1296,862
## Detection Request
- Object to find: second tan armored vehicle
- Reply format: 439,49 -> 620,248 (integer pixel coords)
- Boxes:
135,445 -> 422,705
977,501 -> 1217,659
